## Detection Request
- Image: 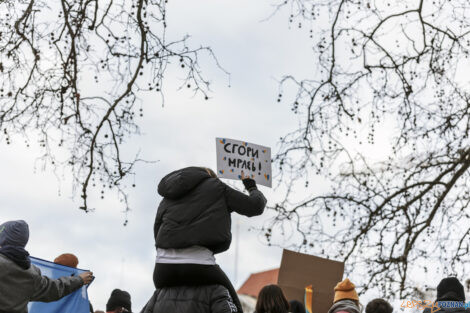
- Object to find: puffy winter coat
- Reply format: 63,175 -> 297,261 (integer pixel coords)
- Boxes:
0,254 -> 84,313
154,167 -> 266,254
141,285 -> 238,313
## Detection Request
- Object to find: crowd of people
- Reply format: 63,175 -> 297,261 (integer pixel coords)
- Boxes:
0,166 -> 467,313
250,276 -> 470,313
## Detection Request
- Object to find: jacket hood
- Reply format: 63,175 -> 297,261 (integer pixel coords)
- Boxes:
0,245 -> 31,269
158,167 -> 211,199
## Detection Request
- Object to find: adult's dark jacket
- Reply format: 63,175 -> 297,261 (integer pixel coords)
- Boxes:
140,285 -> 238,313
155,167 -> 267,254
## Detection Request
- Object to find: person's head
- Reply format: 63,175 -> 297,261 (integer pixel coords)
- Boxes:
437,277 -> 465,302
333,278 -> 359,305
106,289 -> 132,313
201,167 -> 217,178
290,299 -> 306,313
256,284 -> 289,313
365,299 -> 393,313
0,220 -> 29,248
54,253 -> 79,268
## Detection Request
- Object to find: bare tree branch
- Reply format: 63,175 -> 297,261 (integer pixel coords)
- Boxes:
270,0 -> 470,298
0,0 -> 226,218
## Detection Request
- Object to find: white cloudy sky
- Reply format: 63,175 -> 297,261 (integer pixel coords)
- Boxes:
1,0 -> 458,310
0,0 -> 319,310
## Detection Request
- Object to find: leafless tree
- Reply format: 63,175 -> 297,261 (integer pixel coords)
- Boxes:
269,0 -> 470,298
0,0 -> 223,219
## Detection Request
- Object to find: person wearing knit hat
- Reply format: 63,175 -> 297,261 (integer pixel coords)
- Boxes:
54,253 -> 79,268
437,277 -> 465,302
334,278 -> 359,303
327,278 -> 361,313
0,219 -> 94,313
106,289 -> 132,313
0,220 -> 29,248
0,220 -> 31,270
422,277 -> 470,313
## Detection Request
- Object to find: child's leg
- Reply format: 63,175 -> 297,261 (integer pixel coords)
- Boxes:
153,263 -> 243,312
153,262 -> 187,288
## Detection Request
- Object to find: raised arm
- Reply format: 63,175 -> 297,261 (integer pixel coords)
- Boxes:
30,266 -> 92,302
224,174 -> 267,217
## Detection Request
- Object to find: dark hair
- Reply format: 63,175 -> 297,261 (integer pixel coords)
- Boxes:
290,299 -> 306,313
256,285 -> 289,313
201,167 -> 217,178
365,298 -> 393,313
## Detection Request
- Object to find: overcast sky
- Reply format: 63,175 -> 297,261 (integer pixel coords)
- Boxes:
0,0 -> 319,310
1,0 -> 459,310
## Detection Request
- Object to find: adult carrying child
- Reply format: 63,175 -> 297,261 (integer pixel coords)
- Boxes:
152,166 -> 267,313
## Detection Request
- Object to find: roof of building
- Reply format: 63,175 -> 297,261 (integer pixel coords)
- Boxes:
237,268 -> 279,298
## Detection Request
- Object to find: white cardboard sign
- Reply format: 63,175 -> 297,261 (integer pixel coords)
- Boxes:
216,137 -> 272,188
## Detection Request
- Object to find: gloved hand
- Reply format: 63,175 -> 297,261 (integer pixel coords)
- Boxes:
241,171 -> 257,191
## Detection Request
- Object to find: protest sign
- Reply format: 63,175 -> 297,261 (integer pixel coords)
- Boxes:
216,137 -> 272,187
278,249 -> 344,313
28,257 -> 91,313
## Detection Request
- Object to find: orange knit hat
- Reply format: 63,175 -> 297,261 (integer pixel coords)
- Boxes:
54,253 -> 79,268
333,278 -> 359,303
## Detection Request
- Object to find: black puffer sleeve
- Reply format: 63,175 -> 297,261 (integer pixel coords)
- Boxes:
154,202 -> 165,245
224,181 -> 266,217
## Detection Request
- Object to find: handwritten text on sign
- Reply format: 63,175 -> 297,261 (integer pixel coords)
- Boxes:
216,137 -> 272,187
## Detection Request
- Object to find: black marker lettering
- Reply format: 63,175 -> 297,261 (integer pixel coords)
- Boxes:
228,158 -> 236,167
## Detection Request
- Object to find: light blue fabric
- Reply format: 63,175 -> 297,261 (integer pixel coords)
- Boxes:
28,257 -> 91,313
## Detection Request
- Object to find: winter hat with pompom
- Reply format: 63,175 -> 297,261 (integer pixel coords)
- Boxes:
334,278 -> 359,303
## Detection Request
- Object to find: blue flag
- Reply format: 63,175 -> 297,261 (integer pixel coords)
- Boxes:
28,257 -> 91,313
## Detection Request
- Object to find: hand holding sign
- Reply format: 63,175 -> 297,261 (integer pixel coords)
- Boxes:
216,138 -> 272,187
241,170 -> 248,180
